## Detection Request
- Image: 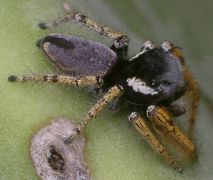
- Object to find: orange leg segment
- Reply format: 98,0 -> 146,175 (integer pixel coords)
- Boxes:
146,105 -> 196,155
129,112 -> 182,172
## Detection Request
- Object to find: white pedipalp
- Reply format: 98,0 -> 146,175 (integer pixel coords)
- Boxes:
126,77 -> 158,95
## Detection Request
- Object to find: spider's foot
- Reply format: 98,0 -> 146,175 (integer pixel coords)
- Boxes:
38,22 -> 48,29
8,75 -> 18,82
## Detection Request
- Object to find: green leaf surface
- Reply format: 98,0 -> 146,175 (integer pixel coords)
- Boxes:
1,0 -> 213,179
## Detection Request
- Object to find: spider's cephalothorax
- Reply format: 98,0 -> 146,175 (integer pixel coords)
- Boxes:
103,41 -> 186,106
8,4 -> 200,173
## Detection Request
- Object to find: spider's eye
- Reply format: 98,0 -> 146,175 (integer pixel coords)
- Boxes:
161,41 -> 174,52
151,80 -> 160,88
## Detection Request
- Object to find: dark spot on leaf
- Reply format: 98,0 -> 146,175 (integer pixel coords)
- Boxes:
47,146 -> 65,172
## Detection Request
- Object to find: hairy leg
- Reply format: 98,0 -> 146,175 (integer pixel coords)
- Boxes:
8,74 -> 103,88
64,85 -> 124,143
129,112 -> 182,172
79,85 -> 123,130
146,105 -> 196,156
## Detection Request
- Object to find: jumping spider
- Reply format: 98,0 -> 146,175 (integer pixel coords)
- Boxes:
8,4 -> 200,172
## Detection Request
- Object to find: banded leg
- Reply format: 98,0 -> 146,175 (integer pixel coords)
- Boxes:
64,85 -> 124,144
39,4 -> 129,58
8,74 -> 103,88
129,112 -> 182,172
146,105 -> 196,155
79,85 -> 123,130
64,85 -> 123,144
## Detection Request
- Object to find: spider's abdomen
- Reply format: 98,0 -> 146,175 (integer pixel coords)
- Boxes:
104,48 -> 186,106
39,34 -> 118,76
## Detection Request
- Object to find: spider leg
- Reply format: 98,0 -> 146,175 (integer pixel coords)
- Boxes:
78,85 -> 123,131
64,85 -> 123,143
184,67 -> 200,137
38,4 -> 129,59
146,105 -> 196,156
63,85 -> 123,144
129,112 -> 182,172
8,74 -> 103,88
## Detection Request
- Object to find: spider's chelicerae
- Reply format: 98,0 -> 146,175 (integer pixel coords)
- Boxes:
8,4 -> 200,172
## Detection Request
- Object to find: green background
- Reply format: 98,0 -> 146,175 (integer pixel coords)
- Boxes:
0,0 -> 213,179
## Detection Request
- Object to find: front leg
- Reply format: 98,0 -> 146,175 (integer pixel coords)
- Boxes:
129,112 -> 182,172
146,105 -> 196,156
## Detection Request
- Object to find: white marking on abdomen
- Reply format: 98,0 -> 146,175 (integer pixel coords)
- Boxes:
126,77 -> 158,95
